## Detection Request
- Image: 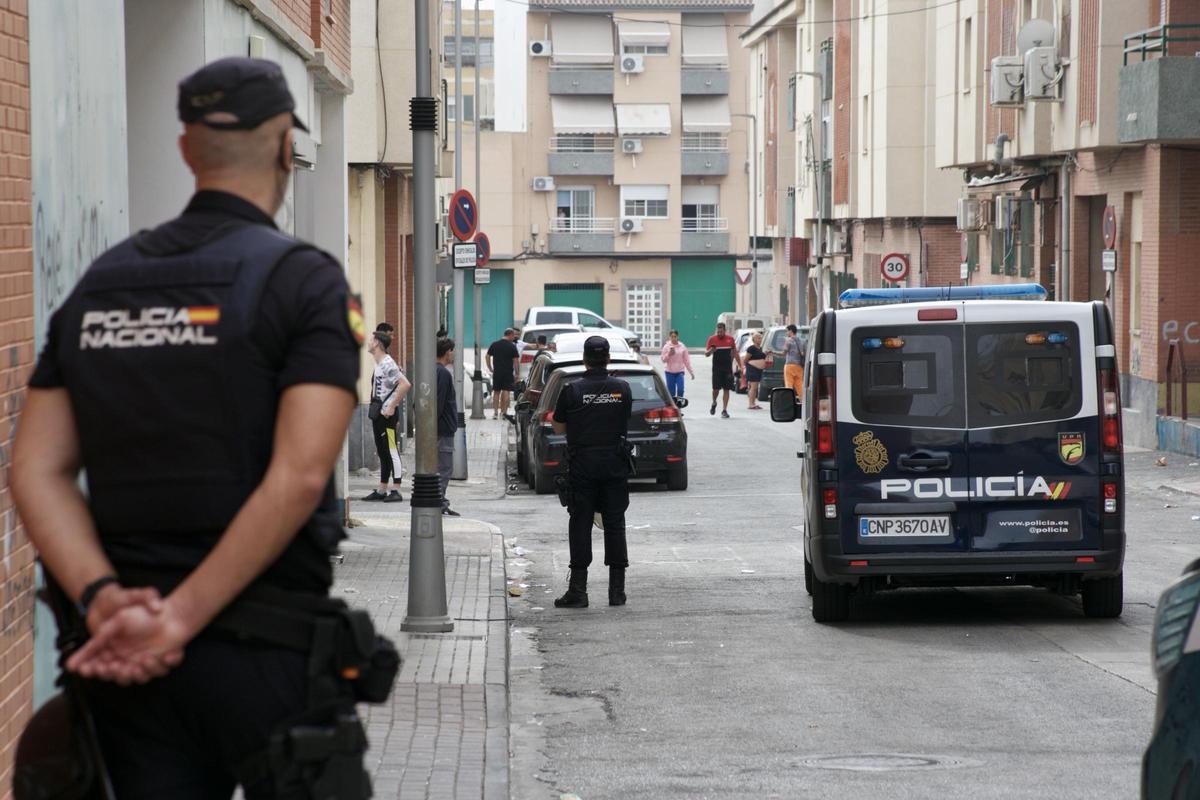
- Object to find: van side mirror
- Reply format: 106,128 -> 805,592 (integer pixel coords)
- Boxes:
770,387 -> 801,423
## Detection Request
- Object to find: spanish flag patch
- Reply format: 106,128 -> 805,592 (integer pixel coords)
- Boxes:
186,306 -> 221,325
347,294 -> 366,345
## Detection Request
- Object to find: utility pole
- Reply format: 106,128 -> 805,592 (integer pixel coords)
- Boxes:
451,0 -> 469,479
470,0 -> 485,421
402,0 -> 453,634
794,69 -> 825,313
733,112 -> 757,313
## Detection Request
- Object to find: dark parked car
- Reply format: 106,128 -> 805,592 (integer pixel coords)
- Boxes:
513,350 -> 638,479
1143,557 -> 1200,799
524,363 -> 688,494
756,324 -> 810,400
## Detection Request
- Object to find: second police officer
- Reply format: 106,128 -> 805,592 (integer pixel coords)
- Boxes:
551,336 -> 634,608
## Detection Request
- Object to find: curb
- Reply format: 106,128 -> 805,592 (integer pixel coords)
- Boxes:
485,529 -> 510,800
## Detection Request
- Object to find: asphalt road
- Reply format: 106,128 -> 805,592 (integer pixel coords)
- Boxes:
462,356 -> 1198,800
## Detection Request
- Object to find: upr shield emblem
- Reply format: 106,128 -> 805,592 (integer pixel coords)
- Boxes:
1059,432 -> 1085,466
853,430 -> 889,474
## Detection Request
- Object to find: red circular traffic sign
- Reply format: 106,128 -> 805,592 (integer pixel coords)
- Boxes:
449,189 -> 478,241
1102,205 -> 1117,249
880,252 -> 910,283
473,232 -> 491,266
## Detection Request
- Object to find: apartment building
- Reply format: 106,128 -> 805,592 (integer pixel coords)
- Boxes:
440,0 -> 754,349
935,0 -> 1200,452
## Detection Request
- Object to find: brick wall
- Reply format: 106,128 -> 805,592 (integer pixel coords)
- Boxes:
1077,0 -> 1099,125
985,0 -> 1017,148
833,0 -> 850,206
1167,0 -> 1200,26
272,0 -> 310,37
311,0 -> 351,77
0,1 -> 34,792
384,173 -> 399,353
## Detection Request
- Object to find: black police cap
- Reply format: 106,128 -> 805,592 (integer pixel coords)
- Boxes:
178,57 -> 309,132
583,336 -> 610,356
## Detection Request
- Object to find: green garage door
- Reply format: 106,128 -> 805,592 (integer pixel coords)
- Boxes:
544,283 -> 604,316
670,259 -> 735,347
448,268 -> 515,348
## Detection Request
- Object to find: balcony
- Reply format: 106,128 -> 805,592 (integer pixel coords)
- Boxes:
681,217 -> 729,253
681,68 -> 729,95
681,134 -> 728,176
549,67 -> 614,95
548,136 -> 616,176
549,217 -> 616,254
1119,25 -> 1200,144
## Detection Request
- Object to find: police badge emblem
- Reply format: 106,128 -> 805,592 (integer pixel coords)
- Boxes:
1059,432 -> 1084,466
853,430 -> 889,474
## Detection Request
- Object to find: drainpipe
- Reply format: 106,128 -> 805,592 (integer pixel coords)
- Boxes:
993,133 -> 1013,170
1060,160 -> 1071,301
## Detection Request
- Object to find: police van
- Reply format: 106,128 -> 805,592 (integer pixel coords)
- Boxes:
771,284 -> 1125,623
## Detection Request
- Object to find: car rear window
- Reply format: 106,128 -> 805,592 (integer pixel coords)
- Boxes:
768,329 -> 787,351
967,323 -> 1081,427
524,327 -> 576,343
552,372 -> 665,407
852,326 -> 965,428
536,311 -> 573,325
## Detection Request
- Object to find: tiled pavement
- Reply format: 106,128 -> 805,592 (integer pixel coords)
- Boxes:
340,417 -> 511,799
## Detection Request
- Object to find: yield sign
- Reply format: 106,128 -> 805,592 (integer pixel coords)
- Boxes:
735,266 -> 753,285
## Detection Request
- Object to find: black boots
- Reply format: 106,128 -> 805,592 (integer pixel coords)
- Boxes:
554,569 -> 588,608
609,567 -> 626,606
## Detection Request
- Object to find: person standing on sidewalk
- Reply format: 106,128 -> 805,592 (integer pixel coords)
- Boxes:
486,328 -> 519,421
773,324 -> 804,399
743,331 -> 767,410
436,338 -> 461,517
551,336 -> 633,608
11,57 -> 389,798
364,330 -> 410,502
706,322 -> 741,418
660,329 -> 694,400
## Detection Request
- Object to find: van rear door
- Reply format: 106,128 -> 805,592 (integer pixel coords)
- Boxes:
839,312 -> 970,555
961,305 -> 1101,552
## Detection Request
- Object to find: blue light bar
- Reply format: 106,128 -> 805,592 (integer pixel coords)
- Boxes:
839,283 -> 1048,308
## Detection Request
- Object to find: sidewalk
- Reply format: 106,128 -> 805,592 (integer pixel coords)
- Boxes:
339,417 -> 512,799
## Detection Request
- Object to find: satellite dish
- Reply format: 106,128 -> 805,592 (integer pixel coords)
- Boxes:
1017,18 -> 1056,53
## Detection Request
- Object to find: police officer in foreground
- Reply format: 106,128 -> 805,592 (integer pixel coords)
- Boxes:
552,336 -> 634,608
11,58 -> 393,798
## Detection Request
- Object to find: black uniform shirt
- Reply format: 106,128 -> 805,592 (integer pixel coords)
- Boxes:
553,368 -> 633,448
29,190 -> 359,592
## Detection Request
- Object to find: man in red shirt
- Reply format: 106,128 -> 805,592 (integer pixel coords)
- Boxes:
705,322 -> 742,418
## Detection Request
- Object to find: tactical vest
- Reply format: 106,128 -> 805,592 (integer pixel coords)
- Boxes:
52,222 -> 344,554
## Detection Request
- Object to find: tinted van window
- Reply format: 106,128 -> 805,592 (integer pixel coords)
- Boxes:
851,326 -> 965,428
967,322 -> 1081,427
536,311 -> 573,324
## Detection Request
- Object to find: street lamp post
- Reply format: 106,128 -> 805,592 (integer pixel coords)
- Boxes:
451,0 -> 468,479
732,112 -> 757,314
470,0 -> 485,421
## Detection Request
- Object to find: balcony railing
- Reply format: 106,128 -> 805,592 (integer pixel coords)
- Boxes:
549,135 -> 616,153
681,133 -> 728,152
682,217 -> 728,232
1124,24 -> 1200,64
551,217 -> 616,233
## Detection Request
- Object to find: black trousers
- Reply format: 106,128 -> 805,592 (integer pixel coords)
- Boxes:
372,413 -> 401,486
82,636 -> 318,800
567,451 -> 630,570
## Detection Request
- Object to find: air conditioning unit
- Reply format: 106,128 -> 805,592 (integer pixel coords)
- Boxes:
990,56 -> 1024,107
994,194 -> 1016,230
620,217 -> 643,233
1024,46 -> 1062,100
620,54 -> 644,74
532,176 -> 556,191
956,197 -> 988,231
621,138 -> 643,155
440,213 -> 451,245
827,230 -> 848,254
529,40 -> 552,57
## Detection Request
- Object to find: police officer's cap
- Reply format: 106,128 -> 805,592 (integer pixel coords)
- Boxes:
178,57 -> 309,132
583,335 -> 610,356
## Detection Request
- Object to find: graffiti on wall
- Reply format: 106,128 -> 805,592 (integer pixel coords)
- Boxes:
1162,320 -> 1200,344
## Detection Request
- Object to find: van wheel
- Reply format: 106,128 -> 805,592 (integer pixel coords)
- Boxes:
667,464 -> 688,491
811,574 -> 851,623
1082,573 -> 1124,618
803,557 -> 813,596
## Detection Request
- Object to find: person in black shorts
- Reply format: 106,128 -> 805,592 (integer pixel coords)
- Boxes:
706,322 -> 741,418
486,328 -> 520,420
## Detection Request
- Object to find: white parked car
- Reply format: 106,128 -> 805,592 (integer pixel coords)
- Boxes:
523,306 -> 640,346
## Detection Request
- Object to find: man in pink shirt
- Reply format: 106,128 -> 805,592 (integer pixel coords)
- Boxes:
660,329 -> 694,400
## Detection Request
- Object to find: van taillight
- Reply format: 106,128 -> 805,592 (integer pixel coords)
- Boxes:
1103,482 -> 1118,514
1099,365 -> 1122,453
816,376 -> 836,456
822,488 -> 838,519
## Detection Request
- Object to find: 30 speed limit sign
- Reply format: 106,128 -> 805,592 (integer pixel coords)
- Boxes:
880,252 -> 910,283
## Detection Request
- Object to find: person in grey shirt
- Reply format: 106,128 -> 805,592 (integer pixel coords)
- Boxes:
776,324 -> 805,398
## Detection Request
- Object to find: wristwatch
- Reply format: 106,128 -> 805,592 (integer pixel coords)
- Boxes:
77,575 -> 120,618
